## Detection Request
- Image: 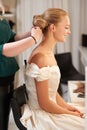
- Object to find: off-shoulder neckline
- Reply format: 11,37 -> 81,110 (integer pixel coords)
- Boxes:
27,63 -> 58,69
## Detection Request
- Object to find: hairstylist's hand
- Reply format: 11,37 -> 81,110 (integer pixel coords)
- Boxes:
31,27 -> 42,43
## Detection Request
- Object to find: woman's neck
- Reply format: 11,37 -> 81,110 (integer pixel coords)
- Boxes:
41,36 -> 56,52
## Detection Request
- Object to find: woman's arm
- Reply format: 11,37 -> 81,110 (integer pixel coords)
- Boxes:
35,79 -> 83,117
2,27 -> 42,57
56,92 -> 68,108
56,92 -> 83,114
2,37 -> 36,57
14,31 -> 31,41
36,79 -> 69,114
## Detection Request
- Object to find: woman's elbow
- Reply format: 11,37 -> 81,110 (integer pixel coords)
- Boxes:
38,100 -> 50,111
39,101 -> 46,109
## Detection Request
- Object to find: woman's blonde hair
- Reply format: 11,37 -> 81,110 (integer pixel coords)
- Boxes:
33,8 -> 68,34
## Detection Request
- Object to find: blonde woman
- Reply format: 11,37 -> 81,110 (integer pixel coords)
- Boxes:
20,8 -> 84,130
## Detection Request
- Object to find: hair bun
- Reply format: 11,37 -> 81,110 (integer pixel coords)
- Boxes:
33,15 -> 48,30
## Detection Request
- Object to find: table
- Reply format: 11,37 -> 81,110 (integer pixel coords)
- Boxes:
68,81 -> 85,113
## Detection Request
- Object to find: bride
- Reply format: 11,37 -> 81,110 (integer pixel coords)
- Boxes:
20,8 -> 84,130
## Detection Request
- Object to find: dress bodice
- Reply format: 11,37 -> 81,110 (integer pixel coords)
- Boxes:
25,63 -> 61,109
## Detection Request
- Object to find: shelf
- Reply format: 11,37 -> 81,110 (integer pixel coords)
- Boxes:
3,13 -> 14,18
0,11 -> 14,18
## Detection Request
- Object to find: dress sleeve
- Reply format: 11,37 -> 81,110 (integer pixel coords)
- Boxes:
26,63 -> 51,81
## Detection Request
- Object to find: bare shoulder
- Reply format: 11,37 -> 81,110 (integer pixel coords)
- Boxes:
29,53 -> 48,68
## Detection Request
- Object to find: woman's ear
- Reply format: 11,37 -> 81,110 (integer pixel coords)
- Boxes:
49,24 -> 56,32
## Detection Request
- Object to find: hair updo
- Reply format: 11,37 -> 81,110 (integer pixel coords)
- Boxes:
33,8 -> 68,34
33,15 -> 48,34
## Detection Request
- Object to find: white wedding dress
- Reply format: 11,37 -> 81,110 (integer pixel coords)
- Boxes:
20,63 -> 84,130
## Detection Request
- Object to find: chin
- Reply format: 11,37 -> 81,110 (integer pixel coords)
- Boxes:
62,38 -> 66,42
57,38 -> 66,43
63,40 -> 66,42
59,40 -> 65,43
